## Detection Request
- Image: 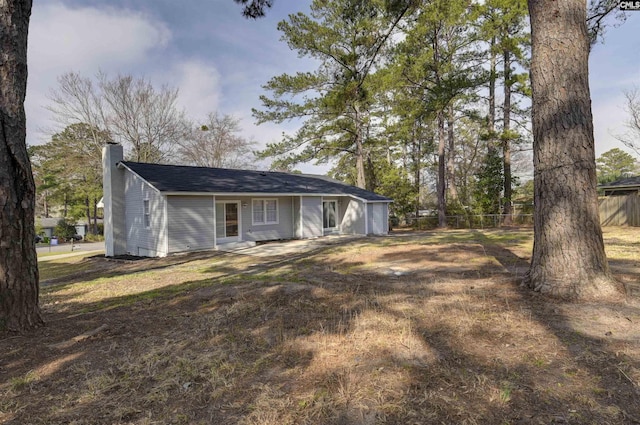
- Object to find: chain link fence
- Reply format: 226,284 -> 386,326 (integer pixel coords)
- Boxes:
402,214 -> 534,230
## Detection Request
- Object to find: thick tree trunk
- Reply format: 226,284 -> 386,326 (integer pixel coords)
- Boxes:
354,105 -> 366,189
85,195 -> 91,235
437,111 -> 447,228
355,136 -> 366,190
364,155 -> 376,192
524,0 -> 618,299
93,197 -> 98,235
502,50 -> 513,225
446,105 -> 459,204
0,0 -> 43,331
488,39 -> 496,140
412,124 -> 422,218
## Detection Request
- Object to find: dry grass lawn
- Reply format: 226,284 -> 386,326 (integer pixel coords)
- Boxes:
1,227 -> 639,424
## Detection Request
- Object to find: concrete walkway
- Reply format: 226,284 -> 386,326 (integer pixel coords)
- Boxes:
218,235 -> 363,257
36,236 -> 364,261
38,250 -> 104,262
37,242 -> 105,262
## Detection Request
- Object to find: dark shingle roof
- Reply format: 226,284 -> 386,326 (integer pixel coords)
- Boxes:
121,162 -> 392,202
598,176 -> 640,189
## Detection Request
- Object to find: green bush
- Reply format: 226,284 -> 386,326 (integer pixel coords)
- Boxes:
84,233 -> 105,242
54,218 -> 76,240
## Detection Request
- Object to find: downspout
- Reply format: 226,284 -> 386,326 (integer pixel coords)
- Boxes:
291,196 -> 294,239
299,196 -> 304,239
164,195 -> 169,256
321,196 -> 325,237
364,201 -> 369,235
213,196 -> 217,250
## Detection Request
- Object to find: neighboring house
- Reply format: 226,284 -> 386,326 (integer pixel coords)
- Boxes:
102,144 -> 392,257
36,217 -> 87,239
598,176 -> 640,196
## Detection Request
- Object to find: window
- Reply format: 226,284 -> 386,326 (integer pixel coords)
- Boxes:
143,199 -> 150,228
323,201 -> 337,229
252,198 -> 278,225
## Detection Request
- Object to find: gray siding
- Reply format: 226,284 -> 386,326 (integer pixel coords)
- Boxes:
215,196 -> 294,242
341,198 -> 366,235
367,203 -> 388,235
336,197 -> 347,231
322,196 -> 340,235
293,197 -> 301,238
382,203 -> 389,234
125,171 -> 167,257
247,196 -> 294,241
103,144 -> 126,256
301,196 -> 322,238
167,196 -> 215,253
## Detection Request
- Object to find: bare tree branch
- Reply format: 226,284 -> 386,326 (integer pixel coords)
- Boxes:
176,112 -> 256,169
614,87 -> 640,157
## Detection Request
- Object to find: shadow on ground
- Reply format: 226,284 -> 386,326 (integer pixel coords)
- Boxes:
1,229 -> 639,424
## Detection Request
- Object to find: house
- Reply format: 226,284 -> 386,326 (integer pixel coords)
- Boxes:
598,176 -> 640,196
102,144 -> 392,257
36,217 -> 89,240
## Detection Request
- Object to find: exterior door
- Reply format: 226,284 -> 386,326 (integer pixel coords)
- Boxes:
215,201 -> 240,243
323,200 -> 338,233
372,204 -> 384,235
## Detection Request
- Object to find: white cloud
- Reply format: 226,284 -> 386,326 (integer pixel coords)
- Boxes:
26,2 -> 171,145
168,61 -> 222,122
592,93 -> 635,157
29,3 -> 170,74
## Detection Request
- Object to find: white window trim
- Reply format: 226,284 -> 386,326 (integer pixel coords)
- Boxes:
143,198 -> 151,229
323,200 -> 339,230
252,198 -> 279,225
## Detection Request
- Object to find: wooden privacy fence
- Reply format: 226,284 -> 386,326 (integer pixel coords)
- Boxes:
599,194 -> 640,227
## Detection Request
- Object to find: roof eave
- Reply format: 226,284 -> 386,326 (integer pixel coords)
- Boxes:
119,162 -> 162,193
158,191 -> 391,202
598,185 -> 640,190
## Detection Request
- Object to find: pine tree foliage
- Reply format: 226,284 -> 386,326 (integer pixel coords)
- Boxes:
596,148 -> 639,184
30,123 -> 110,233
254,0 -> 412,189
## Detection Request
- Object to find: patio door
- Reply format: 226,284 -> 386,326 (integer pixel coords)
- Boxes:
323,200 -> 338,233
215,201 -> 240,243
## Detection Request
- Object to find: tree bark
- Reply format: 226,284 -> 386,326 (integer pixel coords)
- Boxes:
0,0 -> 43,331
85,195 -> 91,236
446,105 -> 459,204
411,122 -> 422,218
524,0 -> 618,299
488,38 -> 496,140
354,104 -> 366,189
93,197 -> 98,235
502,50 -> 513,225
437,111 -> 447,228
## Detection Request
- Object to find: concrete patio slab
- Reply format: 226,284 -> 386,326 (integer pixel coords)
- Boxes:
217,235 -> 364,257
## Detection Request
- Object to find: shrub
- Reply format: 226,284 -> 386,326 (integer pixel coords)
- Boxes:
85,233 -> 105,242
54,218 -> 76,241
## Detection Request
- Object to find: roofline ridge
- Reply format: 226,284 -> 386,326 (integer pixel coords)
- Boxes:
122,161 -> 289,175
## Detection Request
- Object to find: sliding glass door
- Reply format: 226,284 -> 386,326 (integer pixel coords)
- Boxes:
215,201 -> 240,243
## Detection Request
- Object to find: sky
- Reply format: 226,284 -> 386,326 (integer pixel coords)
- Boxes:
26,1 -> 640,175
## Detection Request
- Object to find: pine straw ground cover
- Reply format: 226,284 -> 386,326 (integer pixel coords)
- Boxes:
1,227 -> 639,425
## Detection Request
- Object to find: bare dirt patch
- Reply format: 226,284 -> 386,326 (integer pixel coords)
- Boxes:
1,227 -> 639,424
